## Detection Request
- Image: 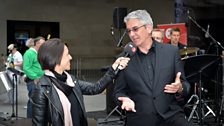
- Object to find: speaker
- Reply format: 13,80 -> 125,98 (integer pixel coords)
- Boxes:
113,7 -> 127,29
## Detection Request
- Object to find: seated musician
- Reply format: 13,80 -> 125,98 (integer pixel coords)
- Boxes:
168,27 -> 187,49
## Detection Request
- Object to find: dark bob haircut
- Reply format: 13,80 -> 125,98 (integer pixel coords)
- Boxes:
38,38 -> 65,71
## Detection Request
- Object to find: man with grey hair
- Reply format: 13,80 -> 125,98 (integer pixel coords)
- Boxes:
113,10 -> 191,126
25,38 -> 34,48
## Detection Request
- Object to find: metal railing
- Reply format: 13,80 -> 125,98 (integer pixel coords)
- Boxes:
70,56 -> 115,82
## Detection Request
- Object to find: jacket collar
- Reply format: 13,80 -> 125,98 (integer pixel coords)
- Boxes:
44,70 -> 75,87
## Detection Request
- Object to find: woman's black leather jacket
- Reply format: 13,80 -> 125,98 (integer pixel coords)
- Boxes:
31,67 -> 116,126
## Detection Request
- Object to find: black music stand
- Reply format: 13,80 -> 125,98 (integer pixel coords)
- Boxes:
7,67 -> 24,120
183,54 -> 221,126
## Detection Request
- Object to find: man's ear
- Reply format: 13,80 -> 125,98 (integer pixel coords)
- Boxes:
145,24 -> 153,34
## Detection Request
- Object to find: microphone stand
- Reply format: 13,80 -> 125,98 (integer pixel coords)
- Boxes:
11,73 -> 18,120
117,30 -> 127,47
188,15 -> 224,55
110,26 -> 118,44
110,25 -> 127,47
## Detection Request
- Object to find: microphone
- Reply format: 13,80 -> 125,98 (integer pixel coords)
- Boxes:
115,42 -> 137,74
123,42 -> 137,57
205,24 -> 210,38
187,9 -> 190,15
117,30 -> 127,47
187,9 -> 192,19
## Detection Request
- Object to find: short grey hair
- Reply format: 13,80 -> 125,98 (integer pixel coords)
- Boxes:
124,10 -> 153,27
26,38 -> 34,48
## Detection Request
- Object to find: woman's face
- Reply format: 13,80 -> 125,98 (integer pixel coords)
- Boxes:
59,45 -> 72,71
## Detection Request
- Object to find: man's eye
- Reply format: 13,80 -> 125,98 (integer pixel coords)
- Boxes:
132,28 -> 138,32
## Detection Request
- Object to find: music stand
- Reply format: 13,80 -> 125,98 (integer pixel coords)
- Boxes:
7,67 -> 24,120
183,54 -> 221,126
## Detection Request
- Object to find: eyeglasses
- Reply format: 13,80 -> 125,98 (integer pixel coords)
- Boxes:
126,25 -> 146,34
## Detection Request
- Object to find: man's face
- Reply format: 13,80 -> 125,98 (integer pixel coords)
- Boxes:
170,31 -> 181,45
36,38 -> 45,50
8,50 -> 12,54
152,31 -> 163,43
126,19 -> 152,47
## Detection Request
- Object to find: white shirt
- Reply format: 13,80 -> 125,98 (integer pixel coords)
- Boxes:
12,51 -> 23,70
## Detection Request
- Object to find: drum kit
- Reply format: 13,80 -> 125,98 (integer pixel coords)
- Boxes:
179,47 -> 223,125
179,47 -> 200,60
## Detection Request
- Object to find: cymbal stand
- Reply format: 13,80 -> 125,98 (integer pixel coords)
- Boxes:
197,59 -> 219,126
105,106 -> 123,121
201,99 -> 216,119
185,59 -> 219,125
185,83 -> 216,122
185,83 -> 199,122
219,69 -> 224,123
98,106 -> 126,124
198,66 -> 206,125
186,94 -> 199,122
215,62 -> 224,125
219,94 -> 224,124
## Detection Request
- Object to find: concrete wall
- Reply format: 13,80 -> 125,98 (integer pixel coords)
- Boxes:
0,0 -> 174,69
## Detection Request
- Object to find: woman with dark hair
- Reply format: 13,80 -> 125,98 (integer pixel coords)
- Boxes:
31,38 -> 130,126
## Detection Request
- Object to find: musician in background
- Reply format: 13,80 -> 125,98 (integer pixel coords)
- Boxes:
4,44 -> 23,104
6,44 -> 23,72
152,28 -> 164,43
169,27 -> 187,49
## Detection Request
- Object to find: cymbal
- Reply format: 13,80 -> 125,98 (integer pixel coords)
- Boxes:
179,47 -> 199,56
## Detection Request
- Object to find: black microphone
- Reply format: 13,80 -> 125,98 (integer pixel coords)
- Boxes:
205,24 -> 210,38
115,42 -> 137,75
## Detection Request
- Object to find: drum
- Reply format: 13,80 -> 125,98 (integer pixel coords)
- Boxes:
0,71 -> 13,94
